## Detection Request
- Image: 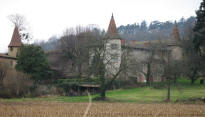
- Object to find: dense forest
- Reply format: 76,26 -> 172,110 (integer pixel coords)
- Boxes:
35,16 -> 195,51
118,16 -> 195,41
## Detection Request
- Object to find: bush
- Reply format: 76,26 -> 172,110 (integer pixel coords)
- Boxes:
16,45 -> 52,82
57,77 -> 138,96
111,77 -> 138,89
30,84 -> 65,97
0,70 -> 33,98
57,78 -> 100,96
57,78 -> 100,89
0,69 -> 65,98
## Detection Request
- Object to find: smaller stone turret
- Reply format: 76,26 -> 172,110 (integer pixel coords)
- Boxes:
8,26 -> 22,58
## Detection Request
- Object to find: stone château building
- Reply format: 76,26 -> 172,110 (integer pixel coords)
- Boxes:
102,14 -> 182,82
46,14 -> 183,82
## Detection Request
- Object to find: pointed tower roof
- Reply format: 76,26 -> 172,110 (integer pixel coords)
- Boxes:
8,26 -> 22,47
105,14 -> 121,39
172,21 -> 180,41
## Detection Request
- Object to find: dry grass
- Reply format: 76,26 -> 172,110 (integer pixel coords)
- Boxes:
0,101 -> 204,117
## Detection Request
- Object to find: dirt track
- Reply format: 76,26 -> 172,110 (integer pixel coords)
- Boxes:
0,102 -> 205,117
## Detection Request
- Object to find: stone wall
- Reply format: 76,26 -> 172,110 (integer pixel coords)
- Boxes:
0,57 -> 16,69
8,47 -> 19,58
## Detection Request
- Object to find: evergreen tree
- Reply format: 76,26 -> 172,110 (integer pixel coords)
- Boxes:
149,21 -> 162,30
193,0 -> 205,53
193,0 -> 205,84
140,20 -> 147,32
16,45 -> 51,83
194,0 -> 205,32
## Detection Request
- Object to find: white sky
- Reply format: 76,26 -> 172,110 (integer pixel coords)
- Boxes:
0,0 -> 202,52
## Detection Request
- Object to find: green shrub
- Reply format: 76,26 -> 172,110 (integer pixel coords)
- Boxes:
16,45 -> 52,82
56,78 -> 100,96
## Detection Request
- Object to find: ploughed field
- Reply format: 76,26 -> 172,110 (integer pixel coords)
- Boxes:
0,102 -> 204,117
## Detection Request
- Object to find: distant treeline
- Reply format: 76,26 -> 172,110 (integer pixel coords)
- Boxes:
34,36 -> 58,51
118,16 -> 195,41
35,16 -> 195,51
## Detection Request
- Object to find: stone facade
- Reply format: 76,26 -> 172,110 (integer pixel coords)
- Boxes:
0,54 -> 17,68
101,14 -> 183,82
8,47 -> 20,58
0,26 -> 22,68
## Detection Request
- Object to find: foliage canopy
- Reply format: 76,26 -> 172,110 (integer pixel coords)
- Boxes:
16,45 -> 51,82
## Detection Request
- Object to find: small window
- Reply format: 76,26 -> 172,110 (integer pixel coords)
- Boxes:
10,47 -> 13,51
111,44 -> 118,49
111,54 -> 118,61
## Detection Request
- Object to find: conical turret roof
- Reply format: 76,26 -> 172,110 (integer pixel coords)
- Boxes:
105,14 -> 121,39
172,21 -> 180,41
8,26 -> 22,47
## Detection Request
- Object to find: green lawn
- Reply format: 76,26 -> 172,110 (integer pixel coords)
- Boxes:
1,79 -> 205,103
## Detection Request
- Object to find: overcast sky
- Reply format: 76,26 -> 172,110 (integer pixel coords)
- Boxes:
0,0 -> 202,52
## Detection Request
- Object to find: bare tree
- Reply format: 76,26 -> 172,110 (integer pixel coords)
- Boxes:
3,70 -> 32,97
89,38 -> 128,100
8,14 -> 32,43
141,43 -> 157,84
0,62 -> 8,86
58,26 -> 101,77
181,25 -> 203,84
128,41 -> 165,85
157,42 -> 183,101
8,14 -> 25,29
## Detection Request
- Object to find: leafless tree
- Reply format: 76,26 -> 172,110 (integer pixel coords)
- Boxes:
181,33 -> 200,84
128,41 -> 164,85
0,62 -> 8,86
58,26 -> 102,77
141,43 -> 157,84
8,14 -> 25,29
156,42 -> 183,101
89,38 -> 128,100
8,14 -> 32,43
181,25 -> 205,84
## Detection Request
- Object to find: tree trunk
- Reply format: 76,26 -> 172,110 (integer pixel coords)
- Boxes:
0,81 -> 3,87
99,74 -> 106,100
146,63 -> 151,85
77,64 -> 82,78
0,82 -> 3,90
200,79 -> 204,84
100,89 -> 106,100
191,79 -> 195,84
173,77 -> 177,84
71,63 -> 75,72
190,70 -> 197,84
167,78 -> 171,102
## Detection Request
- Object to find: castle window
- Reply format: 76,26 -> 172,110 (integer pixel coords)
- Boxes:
10,47 -> 13,51
111,53 -> 118,61
111,44 -> 118,49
